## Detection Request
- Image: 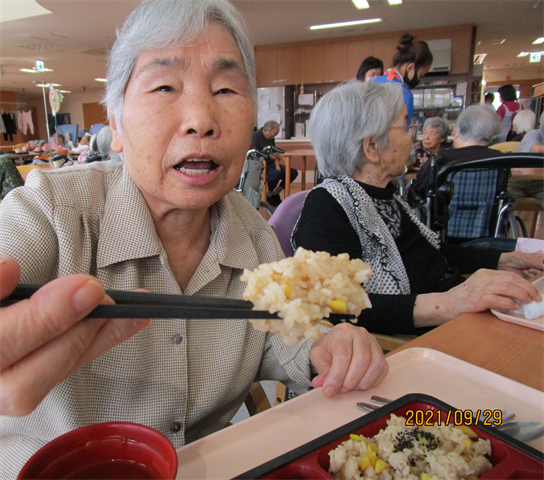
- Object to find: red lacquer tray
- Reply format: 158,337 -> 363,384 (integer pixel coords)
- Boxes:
233,393 -> 544,480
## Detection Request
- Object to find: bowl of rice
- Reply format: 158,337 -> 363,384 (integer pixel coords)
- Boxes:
241,248 -> 372,345
234,394 -> 544,480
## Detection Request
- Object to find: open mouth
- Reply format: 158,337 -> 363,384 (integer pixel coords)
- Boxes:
173,158 -> 219,175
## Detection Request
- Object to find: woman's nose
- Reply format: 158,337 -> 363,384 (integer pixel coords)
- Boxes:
179,96 -> 219,138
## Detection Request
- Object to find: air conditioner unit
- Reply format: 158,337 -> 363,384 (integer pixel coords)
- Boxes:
426,39 -> 452,75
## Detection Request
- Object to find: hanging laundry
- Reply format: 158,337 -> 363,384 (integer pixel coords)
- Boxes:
21,110 -> 34,135
0,114 -> 6,135
1,113 -> 17,141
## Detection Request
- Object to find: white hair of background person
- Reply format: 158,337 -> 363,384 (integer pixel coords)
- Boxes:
309,81 -> 404,177
96,126 -> 113,157
422,116 -> 450,140
455,104 -> 501,145
103,0 -> 257,165
512,110 -> 536,135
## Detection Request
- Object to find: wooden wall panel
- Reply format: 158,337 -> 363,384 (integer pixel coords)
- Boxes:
82,102 -> 107,130
347,40 -> 374,80
276,47 -> 300,86
322,43 -> 348,83
300,44 -> 323,84
255,48 -> 277,87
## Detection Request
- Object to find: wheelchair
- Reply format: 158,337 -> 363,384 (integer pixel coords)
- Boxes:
235,146 -> 284,219
423,152 -> 544,243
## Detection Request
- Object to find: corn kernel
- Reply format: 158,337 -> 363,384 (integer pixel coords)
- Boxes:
367,451 -> 377,467
454,426 -> 478,438
284,284 -> 291,297
350,434 -> 364,442
422,474 -> 432,480
360,456 -> 370,471
462,439 -> 472,451
367,443 -> 377,453
327,299 -> 347,313
375,459 -> 389,473
462,456 -> 470,463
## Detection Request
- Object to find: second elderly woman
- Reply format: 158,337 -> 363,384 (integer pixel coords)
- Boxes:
292,81 -> 543,336
414,116 -> 452,166
0,1 -> 387,476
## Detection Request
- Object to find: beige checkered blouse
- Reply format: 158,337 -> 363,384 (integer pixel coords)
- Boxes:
0,162 -> 316,477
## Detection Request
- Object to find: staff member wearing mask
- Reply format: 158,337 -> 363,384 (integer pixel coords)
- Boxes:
374,34 -> 433,121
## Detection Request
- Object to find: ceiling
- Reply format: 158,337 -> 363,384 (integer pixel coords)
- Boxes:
1,0 -> 543,101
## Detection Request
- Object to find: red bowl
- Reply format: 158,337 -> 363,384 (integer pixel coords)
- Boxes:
17,422 -> 178,480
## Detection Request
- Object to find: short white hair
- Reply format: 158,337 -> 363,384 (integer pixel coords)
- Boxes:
455,104 -> 500,145
513,110 -> 536,134
309,81 -> 404,177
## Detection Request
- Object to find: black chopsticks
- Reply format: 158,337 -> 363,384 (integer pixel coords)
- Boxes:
1,284 -> 356,321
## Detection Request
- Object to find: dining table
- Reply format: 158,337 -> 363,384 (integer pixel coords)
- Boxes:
174,310 -> 544,479
281,148 -> 315,197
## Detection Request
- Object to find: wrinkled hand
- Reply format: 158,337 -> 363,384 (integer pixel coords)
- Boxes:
0,256 -> 150,417
443,268 -> 542,318
497,251 -> 544,279
309,323 -> 388,398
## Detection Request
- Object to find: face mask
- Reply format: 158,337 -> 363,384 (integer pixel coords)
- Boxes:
403,68 -> 420,89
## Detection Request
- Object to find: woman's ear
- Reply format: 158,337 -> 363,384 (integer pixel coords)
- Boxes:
406,62 -> 416,79
363,137 -> 380,164
109,117 -> 123,153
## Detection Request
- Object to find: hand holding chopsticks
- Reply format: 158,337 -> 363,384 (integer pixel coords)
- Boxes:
0,261 -> 150,417
3,284 -> 357,321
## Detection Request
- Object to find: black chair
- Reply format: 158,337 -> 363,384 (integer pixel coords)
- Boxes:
425,152 -> 544,242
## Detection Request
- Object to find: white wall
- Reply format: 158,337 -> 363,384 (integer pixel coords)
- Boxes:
60,90 -> 105,130
485,65 -> 544,83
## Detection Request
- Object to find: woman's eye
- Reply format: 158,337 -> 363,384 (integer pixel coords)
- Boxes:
154,85 -> 173,92
216,88 -> 233,95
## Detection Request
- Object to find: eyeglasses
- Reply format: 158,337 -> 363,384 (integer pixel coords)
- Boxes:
389,117 -> 418,139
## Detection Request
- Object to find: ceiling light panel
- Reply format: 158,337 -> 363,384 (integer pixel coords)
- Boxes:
388,0 -> 403,4
311,18 -> 382,30
352,0 -> 370,8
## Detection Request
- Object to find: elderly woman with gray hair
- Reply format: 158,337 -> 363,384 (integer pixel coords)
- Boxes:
414,116 -> 452,166
0,1 -> 388,475
292,81 -> 544,336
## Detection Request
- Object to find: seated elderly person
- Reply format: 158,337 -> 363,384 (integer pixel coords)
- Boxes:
510,109 -> 536,142
291,81 -> 543,336
508,111 -> 544,210
414,116 -> 452,167
0,156 -> 24,199
0,1 -> 387,476
413,104 -> 503,198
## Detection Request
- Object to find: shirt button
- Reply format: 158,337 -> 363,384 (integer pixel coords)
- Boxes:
170,333 -> 183,344
170,421 -> 182,433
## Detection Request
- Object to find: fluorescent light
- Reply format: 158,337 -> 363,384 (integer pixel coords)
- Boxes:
310,18 -> 382,30
533,37 -> 544,44
352,0 -> 370,8
58,90 -> 71,93
36,83 -> 61,87
388,0 -> 403,4
95,78 -> 108,82
518,52 -> 529,57
474,53 -> 486,64
20,67 -> 53,73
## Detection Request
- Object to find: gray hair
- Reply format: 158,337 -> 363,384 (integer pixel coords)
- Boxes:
423,116 -> 450,140
512,109 -> 536,135
263,120 -> 279,131
96,126 -> 113,157
455,104 -> 500,145
309,81 -> 404,177
104,0 -> 256,161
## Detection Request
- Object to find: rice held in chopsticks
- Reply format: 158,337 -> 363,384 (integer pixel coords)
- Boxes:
241,248 -> 372,345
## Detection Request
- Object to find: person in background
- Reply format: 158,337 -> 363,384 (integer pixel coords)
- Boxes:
510,109 -> 536,142
71,133 -> 92,154
0,156 -> 24,199
414,116 -> 452,167
508,111 -> 544,210
0,1 -> 387,475
291,81 -> 544,336
484,92 -> 495,107
496,84 -> 522,143
251,120 -> 298,206
85,126 -> 114,163
374,34 -> 433,121
356,56 -> 384,82
517,111 -> 544,153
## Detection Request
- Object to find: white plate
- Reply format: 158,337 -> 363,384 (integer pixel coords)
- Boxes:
491,275 -> 544,331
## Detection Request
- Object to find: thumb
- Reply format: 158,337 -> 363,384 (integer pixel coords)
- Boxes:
0,256 -> 21,299
312,372 -> 327,389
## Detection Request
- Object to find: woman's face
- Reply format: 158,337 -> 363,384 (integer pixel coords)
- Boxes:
377,105 -> 414,180
422,126 -> 443,152
111,23 -> 255,217
364,68 -> 382,82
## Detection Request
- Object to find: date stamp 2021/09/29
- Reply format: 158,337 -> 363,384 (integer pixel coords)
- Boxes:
405,409 -> 503,427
